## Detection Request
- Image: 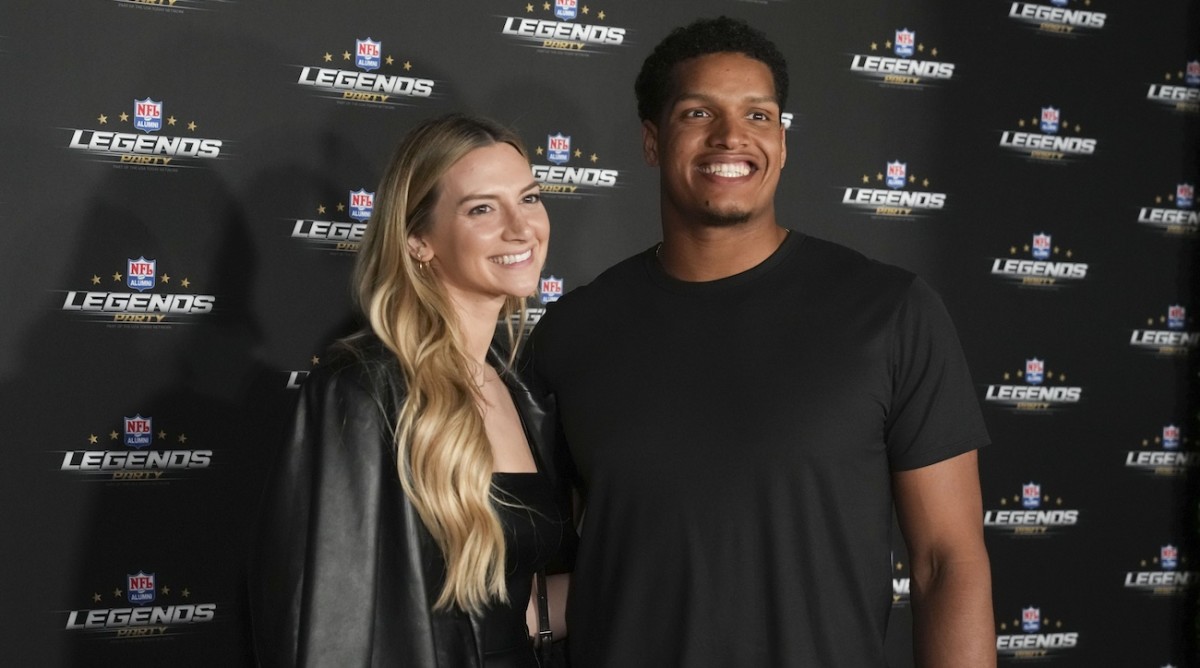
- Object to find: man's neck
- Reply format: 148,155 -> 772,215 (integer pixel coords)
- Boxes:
656,219 -> 789,282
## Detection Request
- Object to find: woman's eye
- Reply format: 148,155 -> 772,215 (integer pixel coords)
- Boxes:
469,204 -> 492,215
523,193 -> 542,204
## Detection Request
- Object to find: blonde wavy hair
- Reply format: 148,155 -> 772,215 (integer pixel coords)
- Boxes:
352,114 -> 530,614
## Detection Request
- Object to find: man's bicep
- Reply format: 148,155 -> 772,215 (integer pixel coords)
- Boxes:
893,449 -> 986,559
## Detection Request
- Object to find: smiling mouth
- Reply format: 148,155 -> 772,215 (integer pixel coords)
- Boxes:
489,249 -> 533,265
699,161 -> 753,177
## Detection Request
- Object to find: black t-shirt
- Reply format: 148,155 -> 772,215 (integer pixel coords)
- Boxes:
528,232 -> 989,667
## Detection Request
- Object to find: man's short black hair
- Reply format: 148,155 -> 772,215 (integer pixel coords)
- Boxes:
634,16 -> 789,124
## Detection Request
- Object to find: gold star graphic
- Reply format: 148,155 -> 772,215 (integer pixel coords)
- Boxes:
97,113 -> 108,124
1166,72 -> 1174,82
158,430 -> 167,439
178,433 -> 188,444
590,153 -> 599,163
908,175 -> 915,183
917,43 -> 924,52
342,51 -> 351,61
385,55 -> 394,65
870,42 -> 878,51
113,588 -> 123,598
109,431 -> 119,440
336,203 -> 345,212
92,593 -> 101,603
1053,246 -> 1060,254
1023,244 -> 1030,252
1031,117 -> 1038,126
112,271 -> 123,281
182,588 -> 191,598
1009,246 -> 1017,254
162,586 -> 171,595
187,121 -> 197,132
922,178 -> 929,188
323,52 -> 332,62
597,10 -> 605,19
861,175 -> 870,184
311,355 -> 321,366
895,562 -> 904,571
403,61 -> 412,71
931,47 -> 938,57
574,149 -> 582,158
1156,195 -> 1164,204
88,434 -> 99,444
1148,318 -> 1156,325
91,274 -> 101,285
161,273 -> 171,283
317,204 -> 327,215
543,2 -> 550,10
167,116 -> 177,126
536,146 -> 544,155
875,172 -> 883,182
581,5 -> 589,14
119,112 -> 129,122
885,40 -> 892,49
525,3 -> 534,12
180,278 -> 191,288
1018,119 -> 1026,128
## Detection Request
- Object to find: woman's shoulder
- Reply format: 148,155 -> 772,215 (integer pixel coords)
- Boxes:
304,331 -> 407,405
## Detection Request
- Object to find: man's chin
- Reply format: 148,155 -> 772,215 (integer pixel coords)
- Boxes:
698,209 -> 751,227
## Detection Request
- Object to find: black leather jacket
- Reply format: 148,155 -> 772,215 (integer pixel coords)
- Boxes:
248,334 -> 573,667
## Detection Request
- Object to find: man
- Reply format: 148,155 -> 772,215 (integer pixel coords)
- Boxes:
527,16 -> 994,667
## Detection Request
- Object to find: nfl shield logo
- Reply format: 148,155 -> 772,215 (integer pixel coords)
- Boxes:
1022,482 -> 1041,509
1040,106 -> 1060,134
547,133 -> 571,166
1186,60 -> 1200,87
1032,233 -> 1051,260
127,571 -> 156,605
540,276 -> 564,304
1168,305 -> 1186,330
1176,183 -> 1194,209
124,415 -> 153,449
1024,358 -> 1044,385
1021,607 -> 1041,633
1164,424 -> 1181,450
894,29 -> 915,58
885,161 -> 907,190
555,0 -> 577,21
133,98 -> 163,134
349,189 -> 375,222
1162,545 -> 1179,570
356,38 -> 382,71
127,257 -> 156,292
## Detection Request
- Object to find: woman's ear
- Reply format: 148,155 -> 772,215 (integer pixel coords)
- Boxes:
407,235 -> 428,262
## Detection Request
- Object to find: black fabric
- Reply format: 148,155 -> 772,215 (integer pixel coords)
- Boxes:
483,472 -> 565,668
526,232 -> 989,667
249,333 -> 576,668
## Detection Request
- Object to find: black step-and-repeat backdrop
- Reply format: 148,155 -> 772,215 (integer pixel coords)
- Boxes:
1,1 -> 1197,665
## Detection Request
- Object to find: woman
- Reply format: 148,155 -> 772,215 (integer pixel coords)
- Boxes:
250,114 -> 574,667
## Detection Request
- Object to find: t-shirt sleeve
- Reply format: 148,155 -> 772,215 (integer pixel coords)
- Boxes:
885,276 -> 990,470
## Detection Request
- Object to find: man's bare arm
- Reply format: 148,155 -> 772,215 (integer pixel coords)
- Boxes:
893,449 -> 995,668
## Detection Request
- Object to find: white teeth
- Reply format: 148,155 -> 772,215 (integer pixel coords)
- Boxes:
490,249 -> 532,265
701,162 -> 752,177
